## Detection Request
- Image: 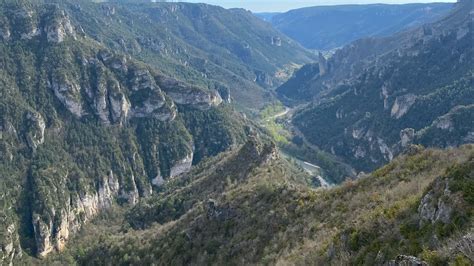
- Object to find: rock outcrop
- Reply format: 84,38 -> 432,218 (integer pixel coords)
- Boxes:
44,10 -> 76,43
318,52 -> 328,76
238,135 -> 279,166
254,70 -> 273,87
16,8 -> 40,40
118,174 -> 140,205
32,171 -> 124,258
155,73 -> 223,110
128,69 -> 177,121
418,178 -> 455,225
435,115 -> 453,130
99,51 -> 128,73
49,76 -> 84,118
25,111 -> 46,150
271,36 -> 282,46
109,91 -> 131,125
130,94 -> 175,121
2,5 -> 76,43
151,173 -> 165,187
170,152 -> 194,178
391,94 -> 417,119
86,66 -> 131,125
400,128 -> 415,148
48,55 -> 182,124
0,223 -> 22,266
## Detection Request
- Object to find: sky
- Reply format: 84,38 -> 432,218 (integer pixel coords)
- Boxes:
180,0 -> 457,12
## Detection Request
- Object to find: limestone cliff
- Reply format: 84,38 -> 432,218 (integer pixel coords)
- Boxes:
156,75 -> 223,110
25,112 -> 45,150
0,223 -> 22,266
0,3 -> 244,263
32,171 -> 124,258
288,1 -> 473,171
169,152 -> 194,178
43,9 -> 76,43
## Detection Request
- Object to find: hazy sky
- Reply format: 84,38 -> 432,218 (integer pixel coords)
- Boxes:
181,0 -> 457,12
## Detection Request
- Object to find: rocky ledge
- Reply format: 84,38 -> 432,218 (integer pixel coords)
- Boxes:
0,5 -> 75,43
156,75 -> 223,110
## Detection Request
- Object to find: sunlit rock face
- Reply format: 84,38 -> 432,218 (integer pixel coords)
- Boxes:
391,94 -> 417,119
33,171 -> 123,258
25,111 -> 46,150
169,152 -> 194,178
49,76 -> 85,118
284,1 -> 473,172
44,9 -> 76,43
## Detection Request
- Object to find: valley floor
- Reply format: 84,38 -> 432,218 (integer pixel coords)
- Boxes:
259,102 -> 355,185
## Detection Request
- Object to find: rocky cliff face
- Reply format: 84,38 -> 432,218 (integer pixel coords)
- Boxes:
48,52 -> 181,124
49,75 -> 85,118
43,9 -> 76,43
0,4 -> 75,43
0,223 -> 22,266
32,171 -> 121,258
0,2 -> 247,263
123,134 -> 280,231
277,2 -> 468,102
289,2 -> 473,171
158,75 -> 223,110
50,0 -> 315,111
418,178 -> 455,226
169,152 -> 194,178
390,94 -> 417,119
25,112 -> 45,150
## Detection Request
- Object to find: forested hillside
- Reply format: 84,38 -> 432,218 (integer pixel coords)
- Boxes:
267,3 -> 452,50
279,0 -> 473,171
0,0 -> 472,265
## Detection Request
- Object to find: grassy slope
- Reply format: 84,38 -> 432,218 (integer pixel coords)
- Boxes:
42,145 -> 473,265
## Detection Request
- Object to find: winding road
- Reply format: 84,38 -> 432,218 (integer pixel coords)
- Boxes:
265,107 -> 291,122
263,105 -> 334,188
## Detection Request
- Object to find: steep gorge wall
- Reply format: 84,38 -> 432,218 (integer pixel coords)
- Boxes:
0,2 -> 246,262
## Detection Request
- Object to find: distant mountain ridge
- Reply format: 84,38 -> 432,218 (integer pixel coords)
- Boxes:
277,0 -> 473,171
7,0 -> 314,113
64,1 -> 315,112
0,0 -> 473,265
266,3 -> 454,50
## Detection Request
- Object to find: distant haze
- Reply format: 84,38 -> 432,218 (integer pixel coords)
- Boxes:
182,0 -> 457,12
